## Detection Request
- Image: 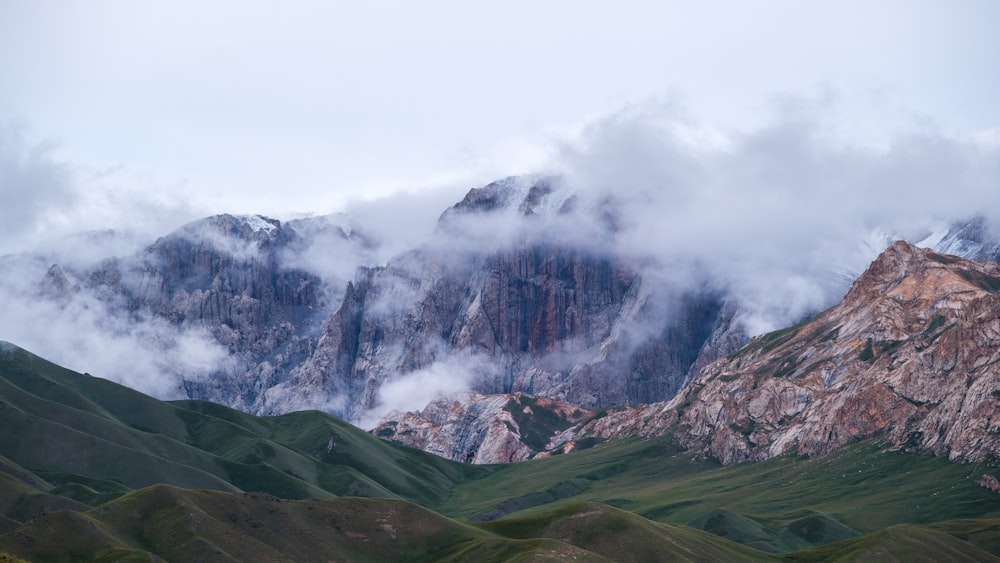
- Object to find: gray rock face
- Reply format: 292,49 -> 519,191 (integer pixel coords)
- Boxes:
258,177 -> 736,421
67,214 -> 367,409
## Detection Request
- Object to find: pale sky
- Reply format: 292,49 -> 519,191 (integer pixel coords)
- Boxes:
1,1 -> 999,250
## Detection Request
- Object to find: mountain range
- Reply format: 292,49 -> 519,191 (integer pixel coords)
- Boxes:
4,176 -> 998,431
1,176 -> 999,559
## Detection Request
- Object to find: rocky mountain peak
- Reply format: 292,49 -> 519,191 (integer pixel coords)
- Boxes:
37,263 -> 77,300
846,239 -> 999,302
436,176 -> 575,231
445,176 -> 548,215
163,214 -> 283,256
659,241 -> 1000,464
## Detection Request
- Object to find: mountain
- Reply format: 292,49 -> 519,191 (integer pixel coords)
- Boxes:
3,175 -> 998,431
0,212 -> 375,410
538,240 -> 1000,467
256,176 -> 740,422
677,240 -> 1000,464
374,240 -> 1000,467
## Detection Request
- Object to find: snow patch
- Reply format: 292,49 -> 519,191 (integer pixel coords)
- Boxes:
237,214 -> 280,234
914,222 -> 950,251
495,175 -> 573,217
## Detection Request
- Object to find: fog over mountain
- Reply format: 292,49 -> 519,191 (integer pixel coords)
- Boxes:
1,101 -> 998,422
548,101 -> 1000,333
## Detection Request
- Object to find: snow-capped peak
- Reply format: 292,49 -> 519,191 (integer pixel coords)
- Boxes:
236,214 -> 280,234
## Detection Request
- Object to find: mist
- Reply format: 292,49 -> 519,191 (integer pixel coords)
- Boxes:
0,124 -> 202,258
358,351 -> 494,429
536,98 -> 1000,334
0,256 -> 229,397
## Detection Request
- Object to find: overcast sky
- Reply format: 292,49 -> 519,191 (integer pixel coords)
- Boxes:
1,1 -> 999,252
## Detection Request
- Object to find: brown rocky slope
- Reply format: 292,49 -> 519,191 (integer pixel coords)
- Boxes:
567,240 -> 1000,465
379,241 -> 1000,466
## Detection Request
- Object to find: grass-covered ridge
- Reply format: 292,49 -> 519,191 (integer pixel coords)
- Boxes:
0,341 -> 477,507
1,341 -> 999,560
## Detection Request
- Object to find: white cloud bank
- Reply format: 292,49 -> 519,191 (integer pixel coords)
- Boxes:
0,257 -> 229,398
359,352 -> 492,429
546,97 -> 1000,333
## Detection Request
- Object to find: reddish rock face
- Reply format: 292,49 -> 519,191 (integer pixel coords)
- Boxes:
372,392 -> 597,464
373,240 -> 1000,466
581,241 -> 1000,465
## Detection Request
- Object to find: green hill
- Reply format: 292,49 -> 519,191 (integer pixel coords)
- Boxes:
1,341 -> 998,561
0,341 -> 476,506
440,432 -> 999,551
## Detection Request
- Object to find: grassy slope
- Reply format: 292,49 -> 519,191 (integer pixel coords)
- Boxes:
478,502 -> 778,562
0,484 -> 770,562
787,520 -> 1000,562
441,435 -> 1000,553
2,486 -> 996,562
0,343 -> 477,510
1,341 -> 999,560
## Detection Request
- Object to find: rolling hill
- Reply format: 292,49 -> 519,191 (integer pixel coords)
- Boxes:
1,341 -> 999,560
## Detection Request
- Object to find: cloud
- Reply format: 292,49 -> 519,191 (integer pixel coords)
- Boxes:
543,96 -> 1000,333
338,184 -> 474,265
358,352 -> 493,429
0,124 -> 202,258
0,256 -> 229,398
276,214 -> 380,298
0,125 -> 78,254
395,95 -> 999,339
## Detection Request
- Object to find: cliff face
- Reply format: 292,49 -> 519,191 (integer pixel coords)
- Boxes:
258,178 -> 736,421
555,241 -> 1000,465
75,214 -> 364,408
686,240 -> 1000,464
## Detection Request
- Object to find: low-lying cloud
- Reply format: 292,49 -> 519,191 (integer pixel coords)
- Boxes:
0,124 -> 200,258
535,97 -> 1000,333
359,352 -> 493,429
0,257 -> 229,398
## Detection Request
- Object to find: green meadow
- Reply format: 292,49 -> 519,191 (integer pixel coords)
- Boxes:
1,342 -> 997,561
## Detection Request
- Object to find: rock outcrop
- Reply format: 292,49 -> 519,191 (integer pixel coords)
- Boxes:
558,241 -> 1000,465
69,214 -> 368,409
373,392 -> 596,464
258,177 -> 735,421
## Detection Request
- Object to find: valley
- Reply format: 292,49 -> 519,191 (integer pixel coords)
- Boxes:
0,338 -> 997,560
